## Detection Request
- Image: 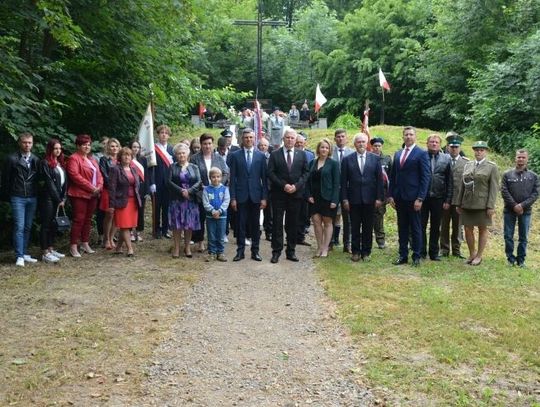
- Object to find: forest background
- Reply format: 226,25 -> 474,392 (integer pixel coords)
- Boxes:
1,0 -> 539,160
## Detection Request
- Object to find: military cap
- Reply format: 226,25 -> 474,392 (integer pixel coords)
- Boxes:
445,132 -> 463,146
370,137 -> 384,145
220,129 -> 233,137
472,140 -> 489,149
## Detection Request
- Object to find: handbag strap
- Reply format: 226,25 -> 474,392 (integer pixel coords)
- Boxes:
56,204 -> 67,217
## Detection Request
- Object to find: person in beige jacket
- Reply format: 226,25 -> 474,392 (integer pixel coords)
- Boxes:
457,141 -> 499,266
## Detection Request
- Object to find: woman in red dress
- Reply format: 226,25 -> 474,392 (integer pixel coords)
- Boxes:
108,147 -> 142,256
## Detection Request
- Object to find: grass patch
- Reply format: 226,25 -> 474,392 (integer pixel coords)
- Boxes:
316,126 -> 540,406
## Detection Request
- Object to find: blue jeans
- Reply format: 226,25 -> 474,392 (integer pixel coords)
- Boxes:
206,216 -> 226,255
11,196 -> 37,259
503,209 -> 531,264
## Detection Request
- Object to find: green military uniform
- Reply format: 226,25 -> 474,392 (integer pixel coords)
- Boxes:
373,153 -> 392,248
440,154 -> 468,256
458,153 -> 500,226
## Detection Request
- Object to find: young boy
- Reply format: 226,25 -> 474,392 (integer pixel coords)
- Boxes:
202,167 -> 230,262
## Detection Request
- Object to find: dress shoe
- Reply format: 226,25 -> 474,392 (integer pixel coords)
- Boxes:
270,254 -> 280,263
412,258 -> 421,267
351,254 -> 360,262
251,253 -> 262,261
216,253 -> 227,262
378,244 -> 386,250
233,253 -> 245,262
343,245 -> 352,254
430,256 -> 442,261
297,240 -> 311,246
286,254 -> 299,262
265,233 -> 272,241
393,257 -> 408,265
452,253 -> 466,259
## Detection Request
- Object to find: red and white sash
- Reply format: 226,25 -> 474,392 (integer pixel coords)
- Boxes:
131,159 -> 145,182
155,143 -> 173,167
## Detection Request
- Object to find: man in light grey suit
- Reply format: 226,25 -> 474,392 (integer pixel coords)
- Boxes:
331,128 -> 354,253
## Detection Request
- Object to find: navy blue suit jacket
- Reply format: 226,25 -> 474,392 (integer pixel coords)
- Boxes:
340,152 -> 384,205
389,145 -> 431,202
228,148 -> 268,204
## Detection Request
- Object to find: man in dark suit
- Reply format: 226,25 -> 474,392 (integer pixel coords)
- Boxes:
229,128 -> 268,262
152,124 -> 175,239
341,133 -> 384,262
388,126 -> 431,266
267,129 -> 310,263
331,129 -> 354,253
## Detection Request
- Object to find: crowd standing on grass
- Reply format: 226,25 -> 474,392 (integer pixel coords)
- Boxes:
1,125 -> 538,268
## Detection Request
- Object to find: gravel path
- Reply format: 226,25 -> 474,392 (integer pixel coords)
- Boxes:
142,241 -> 373,406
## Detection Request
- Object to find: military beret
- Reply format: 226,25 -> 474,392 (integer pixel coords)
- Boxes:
370,137 -> 384,145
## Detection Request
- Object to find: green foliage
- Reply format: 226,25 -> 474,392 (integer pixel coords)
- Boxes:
332,112 -> 360,129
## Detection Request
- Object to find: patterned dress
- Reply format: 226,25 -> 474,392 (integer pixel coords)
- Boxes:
169,168 -> 200,230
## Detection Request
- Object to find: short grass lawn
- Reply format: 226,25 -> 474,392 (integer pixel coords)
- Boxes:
313,126 -> 539,406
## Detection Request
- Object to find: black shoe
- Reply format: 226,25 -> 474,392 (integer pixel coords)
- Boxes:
270,254 -> 280,263
452,253 -> 466,259
393,257 -> 408,265
286,254 -> 299,262
164,232 -> 172,239
233,253 -> 245,262
351,254 -> 360,262
297,240 -> 311,246
251,253 -> 262,261
378,244 -> 386,249
343,245 -> 352,254
265,234 -> 272,241
430,256 -> 442,261
412,259 -> 421,267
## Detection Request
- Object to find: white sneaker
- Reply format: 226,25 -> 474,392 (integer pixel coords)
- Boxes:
245,238 -> 252,246
50,250 -> 65,258
23,255 -> 38,263
223,236 -> 229,243
42,253 -> 59,263
15,257 -> 25,267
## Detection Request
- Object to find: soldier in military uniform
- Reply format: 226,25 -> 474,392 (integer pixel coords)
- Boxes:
370,136 -> 392,249
456,141 -> 499,266
440,133 -> 468,258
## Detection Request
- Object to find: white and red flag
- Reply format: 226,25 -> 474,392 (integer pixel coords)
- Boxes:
253,99 -> 263,143
378,68 -> 391,91
314,84 -> 327,113
137,103 -> 157,167
361,101 -> 371,151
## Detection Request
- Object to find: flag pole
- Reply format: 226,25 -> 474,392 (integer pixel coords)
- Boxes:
149,83 -> 157,239
380,89 -> 385,125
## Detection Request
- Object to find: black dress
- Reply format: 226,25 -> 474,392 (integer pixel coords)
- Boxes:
309,165 -> 337,218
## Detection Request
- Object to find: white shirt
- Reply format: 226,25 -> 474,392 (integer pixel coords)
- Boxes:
283,147 -> 294,165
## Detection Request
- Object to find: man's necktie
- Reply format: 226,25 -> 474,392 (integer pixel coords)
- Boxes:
339,149 -> 343,162
287,150 -> 292,171
246,149 -> 252,169
400,148 -> 410,167
359,154 -> 364,173
452,158 -> 456,167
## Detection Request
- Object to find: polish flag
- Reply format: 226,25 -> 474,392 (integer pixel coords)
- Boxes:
314,84 -> 327,113
379,68 -> 391,91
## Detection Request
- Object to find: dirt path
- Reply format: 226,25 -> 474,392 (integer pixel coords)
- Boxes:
138,241 -> 373,406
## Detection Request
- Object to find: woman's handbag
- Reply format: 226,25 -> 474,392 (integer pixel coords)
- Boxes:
54,205 -> 71,232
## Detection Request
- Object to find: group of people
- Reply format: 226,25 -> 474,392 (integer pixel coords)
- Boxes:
1,125 -> 538,268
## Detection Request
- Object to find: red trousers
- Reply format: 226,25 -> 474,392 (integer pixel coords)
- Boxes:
70,196 -> 97,244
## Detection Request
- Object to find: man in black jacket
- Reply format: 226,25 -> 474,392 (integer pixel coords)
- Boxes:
1,132 -> 40,266
501,149 -> 540,267
267,129 -> 310,263
421,134 -> 453,261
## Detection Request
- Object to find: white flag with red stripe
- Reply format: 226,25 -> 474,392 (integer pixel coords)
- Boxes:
314,84 -> 327,113
137,103 -> 157,167
379,68 -> 391,91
